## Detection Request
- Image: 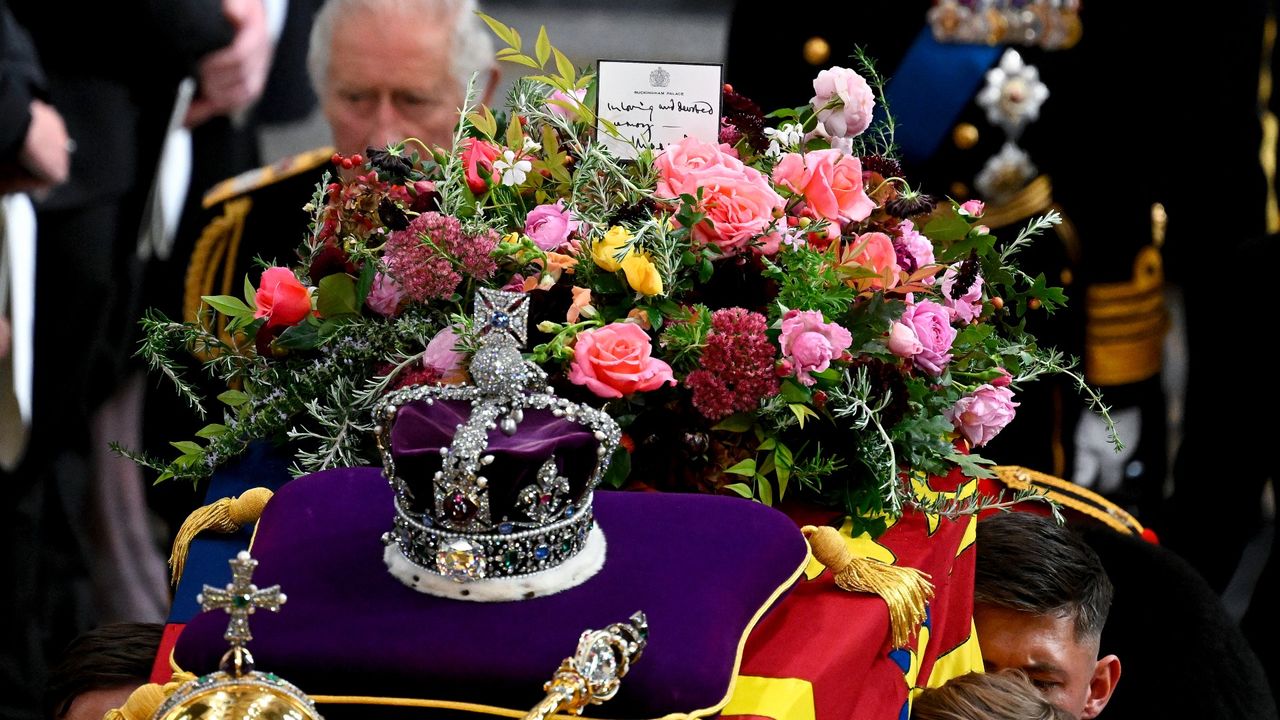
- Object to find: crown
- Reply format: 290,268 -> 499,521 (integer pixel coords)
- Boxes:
154,552 -> 323,720
928,0 -> 1082,50
375,289 -> 621,599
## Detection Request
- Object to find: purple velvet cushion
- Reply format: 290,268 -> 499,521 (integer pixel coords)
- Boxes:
174,468 -> 807,718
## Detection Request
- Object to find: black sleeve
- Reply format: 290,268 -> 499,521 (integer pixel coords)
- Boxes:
0,0 -> 44,160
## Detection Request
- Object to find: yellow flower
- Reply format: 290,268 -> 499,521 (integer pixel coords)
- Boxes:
621,252 -> 664,296
502,231 -> 521,245
592,226 -> 633,272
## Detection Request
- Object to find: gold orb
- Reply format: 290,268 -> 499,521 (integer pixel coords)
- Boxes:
803,36 -> 831,66
952,123 -> 980,150
153,672 -> 322,720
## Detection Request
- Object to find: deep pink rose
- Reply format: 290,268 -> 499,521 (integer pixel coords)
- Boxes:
941,265 -> 984,324
946,384 -> 1019,447
568,323 -> 675,398
897,219 -> 936,280
254,267 -> 312,328
524,200 -> 578,251
779,309 -> 853,386
772,149 -> 875,224
423,326 -> 466,377
810,66 -> 876,139
888,300 -> 956,376
991,367 -> 1013,387
460,138 -> 500,194
656,136 -> 783,256
365,272 -> 404,317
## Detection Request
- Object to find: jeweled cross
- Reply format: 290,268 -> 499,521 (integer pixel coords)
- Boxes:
197,550 -> 287,646
475,288 -> 529,346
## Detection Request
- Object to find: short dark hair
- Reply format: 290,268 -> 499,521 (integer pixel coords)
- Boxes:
974,512 -> 1113,641
44,622 -> 164,719
913,670 -> 1074,720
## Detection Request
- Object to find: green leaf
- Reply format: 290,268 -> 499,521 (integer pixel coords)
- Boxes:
553,47 -> 576,83
466,105 -> 498,139
274,322 -> 323,350
355,262 -> 377,306
947,450 -> 998,480
194,423 -> 228,439
723,482 -> 754,498
170,440 -> 203,456
712,413 -> 754,432
724,459 -> 757,477
535,26 -> 551,68
757,437 -> 777,452
698,257 -> 714,283
316,273 -> 359,318
602,445 -> 631,488
501,53 -> 540,70
202,294 -> 253,318
217,389 -> 250,407
476,12 -> 518,49
758,453 -> 776,476
243,276 -> 257,309
779,381 -> 811,403
923,208 -> 972,244
757,475 -> 774,506
505,112 -> 525,152
789,403 -> 818,428
154,470 -> 175,485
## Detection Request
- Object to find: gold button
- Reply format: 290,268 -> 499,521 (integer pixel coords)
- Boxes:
950,181 -> 970,200
952,123 -> 979,150
803,36 -> 831,66
1060,268 -> 1073,286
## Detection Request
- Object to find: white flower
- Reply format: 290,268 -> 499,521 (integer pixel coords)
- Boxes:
976,49 -> 1049,137
763,122 -> 805,157
493,149 -> 533,186
521,136 -> 542,154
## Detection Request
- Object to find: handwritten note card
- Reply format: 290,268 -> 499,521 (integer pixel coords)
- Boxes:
596,61 -> 723,159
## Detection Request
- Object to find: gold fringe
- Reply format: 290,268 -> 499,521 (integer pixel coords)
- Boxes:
170,488 -> 273,586
802,525 -> 934,649
105,671 -> 198,720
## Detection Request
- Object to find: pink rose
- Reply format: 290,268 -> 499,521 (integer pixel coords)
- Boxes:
840,231 -> 902,290
568,323 -> 675,398
779,310 -> 853,386
423,326 -> 466,378
254,267 -> 312,328
959,199 -> 986,217
524,200 -> 579,251
365,272 -> 404,317
810,66 -> 876,139
946,384 -> 1019,447
772,149 -> 875,224
897,219 -> 936,279
941,265 -> 984,324
546,88 -> 588,121
888,300 -> 956,376
655,136 -> 783,256
991,367 -> 1013,388
460,138 -> 500,194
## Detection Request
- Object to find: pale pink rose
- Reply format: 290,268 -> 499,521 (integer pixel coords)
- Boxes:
524,200 -> 579,251
897,219 -> 936,279
546,88 -> 588,121
959,199 -> 986,217
423,326 -> 466,377
365,272 -> 404,317
779,309 -> 853,386
840,231 -> 902,290
656,136 -> 783,256
941,265 -> 984,324
772,149 -> 875,224
946,384 -> 1019,447
893,300 -> 956,376
810,66 -> 876,139
568,323 -> 675,398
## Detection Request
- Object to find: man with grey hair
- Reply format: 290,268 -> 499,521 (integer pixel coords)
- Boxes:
179,0 -> 498,331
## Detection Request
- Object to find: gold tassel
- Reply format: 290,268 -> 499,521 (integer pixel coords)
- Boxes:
802,525 -> 935,649
104,671 -> 198,720
170,487 -> 273,586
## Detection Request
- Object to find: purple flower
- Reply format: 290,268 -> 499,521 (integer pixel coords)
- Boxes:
946,384 -> 1019,447
887,300 -> 956,376
896,219 -> 935,281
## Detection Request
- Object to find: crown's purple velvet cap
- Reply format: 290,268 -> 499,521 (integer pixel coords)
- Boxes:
390,399 -> 600,516
174,468 -> 807,717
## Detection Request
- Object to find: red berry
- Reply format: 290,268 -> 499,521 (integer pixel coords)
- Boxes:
351,153 -> 363,165
341,158 -> 354,169
330,153 -> 343,165
813,390 -> 828,408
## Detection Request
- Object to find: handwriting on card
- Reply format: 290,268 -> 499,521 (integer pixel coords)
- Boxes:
596,61 -> 722,160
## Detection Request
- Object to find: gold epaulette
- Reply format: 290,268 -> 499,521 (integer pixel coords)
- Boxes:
1084,242 -> 1166,387
982,175 -> 1055,231
202,146 -> 335,209
993,465 -> 1145,537
185,197 -> 252,361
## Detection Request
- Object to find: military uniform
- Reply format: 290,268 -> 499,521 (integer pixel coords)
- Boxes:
727,1 -> 1275,518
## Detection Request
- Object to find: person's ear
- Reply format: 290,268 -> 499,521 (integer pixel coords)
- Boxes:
479,66 -> 501,107
1080,654 -> 1121,719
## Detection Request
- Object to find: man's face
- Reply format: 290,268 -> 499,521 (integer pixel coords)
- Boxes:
62,686 -> 136,720
323,6 -> 463,155
974,604 -> 1119,719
